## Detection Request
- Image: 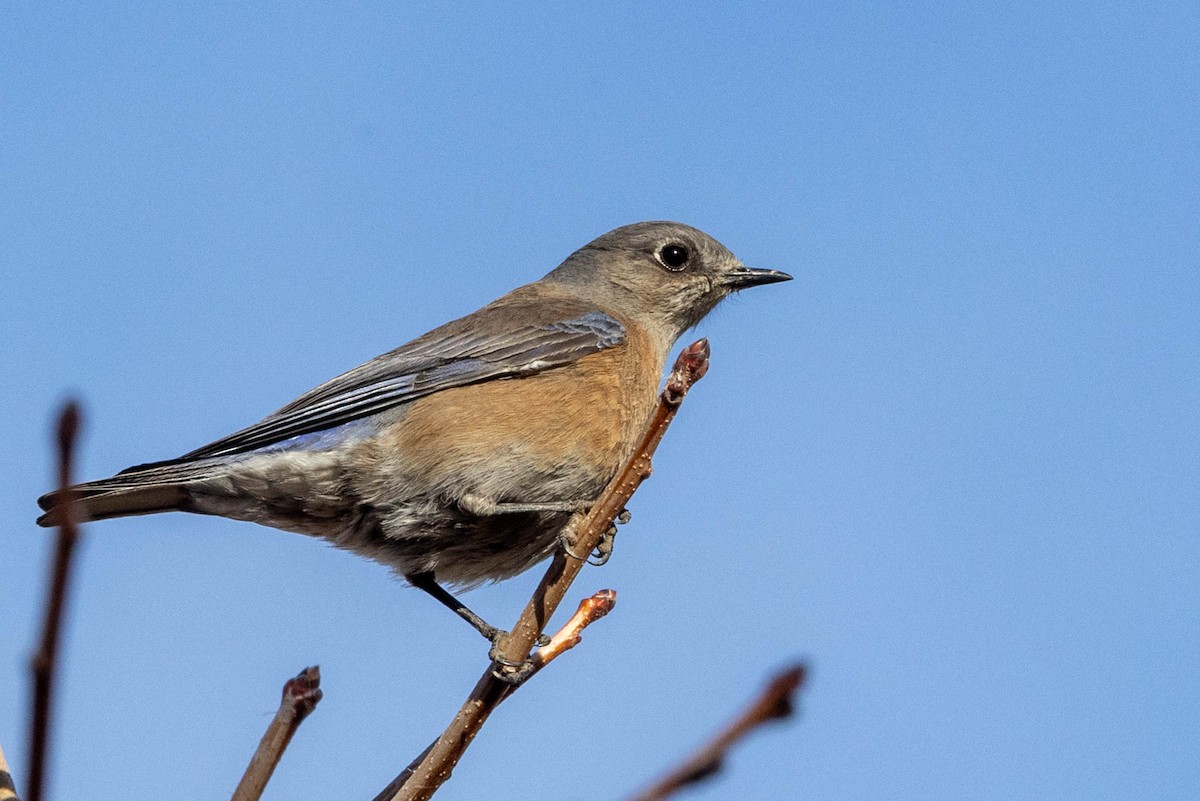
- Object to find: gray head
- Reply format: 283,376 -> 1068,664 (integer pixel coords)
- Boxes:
545,221 -> 791,338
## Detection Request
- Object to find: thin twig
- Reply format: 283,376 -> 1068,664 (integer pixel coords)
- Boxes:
26,402 -> 82,801
0,739 -> 19,801
527,589 -> 617,674
626,664 -> 808,801
370,590 -> 617,801
231,666 -> 323,801
378,339 -> 711,801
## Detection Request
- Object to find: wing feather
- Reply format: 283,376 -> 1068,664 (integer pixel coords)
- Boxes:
139,307 -> 626,465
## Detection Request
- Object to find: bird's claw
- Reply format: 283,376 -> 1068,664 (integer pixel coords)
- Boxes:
490,659 -> 537,686
559,524 -> 590,561
588,524 -> 617,566
562,509 -> 626,565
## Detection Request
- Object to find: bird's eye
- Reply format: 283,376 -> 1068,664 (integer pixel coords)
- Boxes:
657,243 -> 690,271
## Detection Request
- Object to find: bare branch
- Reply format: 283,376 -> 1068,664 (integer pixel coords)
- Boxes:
231,666 -> 323,801
626,664 -> 808,801
377,339 -> 711,801
26,401 -> 82,801
371,589 -> 617,801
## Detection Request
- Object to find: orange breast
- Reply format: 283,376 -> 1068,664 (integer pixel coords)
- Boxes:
381,318 -> 663,495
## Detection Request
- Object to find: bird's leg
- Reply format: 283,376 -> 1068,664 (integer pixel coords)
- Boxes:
406,571 -> 551,648
406,571 -> 499,641
458,492 -> 593,516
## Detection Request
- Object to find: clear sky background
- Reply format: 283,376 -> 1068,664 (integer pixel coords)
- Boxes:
3,3 -> 1197,799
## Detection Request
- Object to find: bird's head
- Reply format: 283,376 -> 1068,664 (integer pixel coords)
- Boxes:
546,221 -> 791,342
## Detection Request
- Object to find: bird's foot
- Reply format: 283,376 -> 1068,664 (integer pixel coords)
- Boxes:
562,506 -> 631,564
487,631 -> 552,686
488,655 -> 537,686
588,524 -> 617,566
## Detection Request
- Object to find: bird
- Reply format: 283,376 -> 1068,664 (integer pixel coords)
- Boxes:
37,221 -> 791,641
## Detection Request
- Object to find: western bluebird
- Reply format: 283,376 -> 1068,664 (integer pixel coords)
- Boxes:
38,221 -> 790,640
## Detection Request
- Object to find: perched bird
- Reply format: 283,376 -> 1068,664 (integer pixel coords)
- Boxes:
38,221 -> 790,640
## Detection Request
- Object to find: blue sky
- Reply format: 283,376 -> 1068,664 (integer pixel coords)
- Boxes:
3,3 -> 1197,799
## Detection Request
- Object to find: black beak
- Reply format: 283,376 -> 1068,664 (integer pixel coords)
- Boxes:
721,266 -> 793,290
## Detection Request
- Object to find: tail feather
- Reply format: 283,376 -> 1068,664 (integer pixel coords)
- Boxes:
36,458 -> 224,527
37,484 -> 188,527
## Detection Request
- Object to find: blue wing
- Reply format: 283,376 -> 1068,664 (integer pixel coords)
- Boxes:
161,307 -> 625,462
